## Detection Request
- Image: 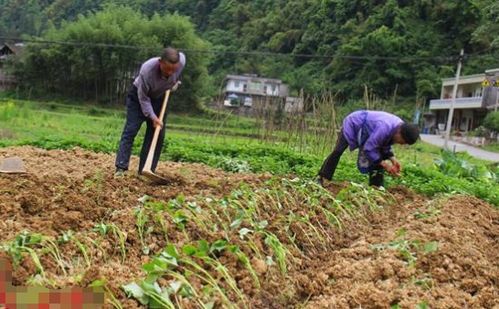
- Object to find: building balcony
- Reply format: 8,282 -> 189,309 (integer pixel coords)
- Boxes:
225,87 -> 284,97
429,97 -> 483,110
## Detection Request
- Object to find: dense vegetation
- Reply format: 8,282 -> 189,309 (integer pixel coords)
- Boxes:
1,98 -> 497,205
1,0 -> 498,107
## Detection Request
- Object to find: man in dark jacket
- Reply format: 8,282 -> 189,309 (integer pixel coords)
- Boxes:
317,110 -> 420,187
115,47 -> 185,176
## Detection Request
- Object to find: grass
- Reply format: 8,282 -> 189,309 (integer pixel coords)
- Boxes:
482,142 -> 499,153
0,97 -> 498,206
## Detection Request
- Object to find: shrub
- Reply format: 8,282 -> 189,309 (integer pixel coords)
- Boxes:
483,111 -> 499,132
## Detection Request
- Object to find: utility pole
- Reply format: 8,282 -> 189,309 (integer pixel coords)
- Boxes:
495,80 -> 498,112
495,91 -> 498,112
444,49 -> 464,150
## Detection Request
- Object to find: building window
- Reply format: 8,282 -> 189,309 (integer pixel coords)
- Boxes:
243,84 -> 247,92
234,80 -> 240,88
263,85 -> 267,94
249,82 -> 261,92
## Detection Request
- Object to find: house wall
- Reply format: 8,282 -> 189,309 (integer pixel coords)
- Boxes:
434,108 -> 486,133
284,97 -> 304,113
226,79 -> 246,93
263,83 -> 280,96
224,75 -> 292,116
482,87 -> 498,108
459,110 -> 474,131
226,78 -> 285,97
0,66 -> 16,90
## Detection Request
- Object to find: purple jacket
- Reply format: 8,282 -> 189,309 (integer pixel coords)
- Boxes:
342,110 -> 403,164
133,53 -> 186,119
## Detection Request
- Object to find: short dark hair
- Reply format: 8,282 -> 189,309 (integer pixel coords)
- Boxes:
161,47 -> 180,64
400,123 -> 420,145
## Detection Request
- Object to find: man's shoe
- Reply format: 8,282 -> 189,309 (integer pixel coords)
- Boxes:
114,168 -> 126,177
314,175 -> 324,186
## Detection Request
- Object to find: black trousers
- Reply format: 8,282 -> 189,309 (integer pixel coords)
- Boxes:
318,131 -> 385,187
115,86 -> 167,173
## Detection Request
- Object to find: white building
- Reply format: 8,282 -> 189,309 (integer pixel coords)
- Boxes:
223,74 -> 288,108
425,68 -> 499,134
223,74 -> 304,114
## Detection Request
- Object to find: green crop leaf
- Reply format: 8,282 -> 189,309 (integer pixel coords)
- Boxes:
197,240 -> 210,257
239,228 -> 253,239
182,244 -> 198,256
89,279 -> 106,288
230,218 -> 243,229
123,282 -> 148,305
416,301 -> 429,309
169,280 -> 182,294
423,241 -> 439,254
204,301 -> 215,309
210,239 -> 228,253
256,220 -> 269,230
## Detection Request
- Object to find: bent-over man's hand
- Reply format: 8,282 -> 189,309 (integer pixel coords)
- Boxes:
381,161 -> 400,177
390,157 -> 401,174
152,116 -> 163,129
171,81 -> 181,92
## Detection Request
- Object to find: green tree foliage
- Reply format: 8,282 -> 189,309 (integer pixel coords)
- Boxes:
483,111 -> 499,132
472,2 -> 499,48
12,6 -> 210,111
0,0 -> 47,36
1,0 -> 497,105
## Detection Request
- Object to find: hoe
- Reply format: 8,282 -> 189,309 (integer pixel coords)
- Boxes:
142,89 -> 171,185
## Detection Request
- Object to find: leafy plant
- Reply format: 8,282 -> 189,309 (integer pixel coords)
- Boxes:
215,156 -> 251,173
134,207 -> 154,255
58,230 -> 91,268
93,223 -> 127,262
91,279 -> 124,309
124,241 -> 248,308
264,233 -> 288,275
0,231 -> 45,275
372,229 -> 439,268
483,111 -> 499,132
435,151 -> 496,182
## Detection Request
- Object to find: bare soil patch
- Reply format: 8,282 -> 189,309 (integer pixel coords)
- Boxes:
0,146 -> 497,308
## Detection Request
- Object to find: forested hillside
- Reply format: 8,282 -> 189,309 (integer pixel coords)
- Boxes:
1,0 -> 498,105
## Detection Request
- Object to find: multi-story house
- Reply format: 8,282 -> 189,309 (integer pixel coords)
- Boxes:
425,68 -> 499,134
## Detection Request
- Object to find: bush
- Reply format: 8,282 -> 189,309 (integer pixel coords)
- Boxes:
11,6 -> 211,111
468,126 -> 488,137
483,111 -> 499,132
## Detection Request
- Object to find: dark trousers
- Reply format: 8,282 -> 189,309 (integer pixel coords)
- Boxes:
115,86 -> 167,173
318,131 -> 385,187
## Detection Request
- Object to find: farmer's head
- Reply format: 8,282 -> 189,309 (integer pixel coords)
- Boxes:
393,123 -> 420,145
158,47 -> 180,78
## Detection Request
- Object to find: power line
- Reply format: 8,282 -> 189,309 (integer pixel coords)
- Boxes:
2,36 -> 489,63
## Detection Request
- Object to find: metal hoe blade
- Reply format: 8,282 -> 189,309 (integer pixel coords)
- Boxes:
142,170 -> 170,185
0,157 -> 26,173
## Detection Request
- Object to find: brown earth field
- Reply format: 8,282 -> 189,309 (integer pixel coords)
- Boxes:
0,146 -> 498,308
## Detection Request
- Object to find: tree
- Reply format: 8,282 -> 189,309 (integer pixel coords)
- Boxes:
483,111 -> 499,132
1,0 -> 496,106
12,6 -> 210,111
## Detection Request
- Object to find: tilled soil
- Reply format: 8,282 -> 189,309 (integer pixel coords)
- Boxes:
0,146 -> 497,308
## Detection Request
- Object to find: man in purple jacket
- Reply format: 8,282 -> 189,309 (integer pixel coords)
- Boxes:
115,47 -> 185,176
317,110 -> 419,187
